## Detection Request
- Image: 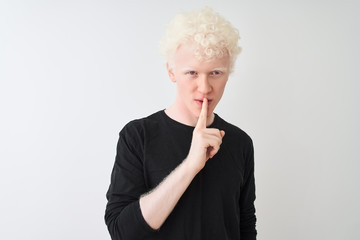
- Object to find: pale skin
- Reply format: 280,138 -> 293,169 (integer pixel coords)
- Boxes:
139,43 -> 229,230
165,44 -> 230,127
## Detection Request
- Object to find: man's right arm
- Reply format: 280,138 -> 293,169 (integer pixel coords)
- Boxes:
139,98 -> 225,230
105,98 -> 224,238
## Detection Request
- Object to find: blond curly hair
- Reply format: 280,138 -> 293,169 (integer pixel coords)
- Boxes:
159,6 -> 241,72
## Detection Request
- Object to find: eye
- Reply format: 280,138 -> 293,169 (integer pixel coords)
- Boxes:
186,71 -> 198,76
211,71 -> 222,76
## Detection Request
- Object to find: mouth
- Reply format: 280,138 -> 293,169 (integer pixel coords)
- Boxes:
195,99 -> 213,106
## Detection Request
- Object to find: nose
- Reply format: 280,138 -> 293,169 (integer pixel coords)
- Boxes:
197,75 -> 212,94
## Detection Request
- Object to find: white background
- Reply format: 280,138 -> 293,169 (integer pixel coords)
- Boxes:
1,0 -> 359,239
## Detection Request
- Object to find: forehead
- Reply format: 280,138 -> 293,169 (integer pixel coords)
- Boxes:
173,44 -> 230,69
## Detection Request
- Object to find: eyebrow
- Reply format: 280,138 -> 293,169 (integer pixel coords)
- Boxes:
180,68 -> 194,73
212,67 -> 228,73
180,67 -> 228,73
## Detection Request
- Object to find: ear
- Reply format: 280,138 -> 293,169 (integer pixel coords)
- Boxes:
166,62 -> 176,82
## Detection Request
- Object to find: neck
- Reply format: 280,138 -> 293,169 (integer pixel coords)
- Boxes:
165,103 -> 215,127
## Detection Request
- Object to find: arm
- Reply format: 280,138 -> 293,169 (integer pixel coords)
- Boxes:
140,98 -> 225,229
105,126 -> 155,240
139,154 -> 199,230
239,139 -> 257,240
105,98 -> 225,238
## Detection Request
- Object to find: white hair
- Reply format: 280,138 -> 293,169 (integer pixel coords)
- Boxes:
159,6 -> 241,72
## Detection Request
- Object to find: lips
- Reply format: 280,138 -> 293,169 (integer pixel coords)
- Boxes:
195,99 -> 212,106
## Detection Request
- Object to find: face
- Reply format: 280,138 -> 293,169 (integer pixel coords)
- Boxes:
167,44 -> 230,125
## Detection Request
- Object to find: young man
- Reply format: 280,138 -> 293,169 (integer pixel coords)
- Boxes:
105,7 -> 257,240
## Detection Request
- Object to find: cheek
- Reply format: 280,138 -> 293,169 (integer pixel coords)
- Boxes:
214,81 -> 227,95
177,81 -> 196,93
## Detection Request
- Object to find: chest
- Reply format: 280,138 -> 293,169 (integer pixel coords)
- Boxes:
142,132 -> 245,197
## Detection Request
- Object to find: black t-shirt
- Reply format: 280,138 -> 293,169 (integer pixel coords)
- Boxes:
105,110 -> 257,240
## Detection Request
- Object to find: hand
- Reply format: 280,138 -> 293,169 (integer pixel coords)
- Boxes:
186,98 -> 225,173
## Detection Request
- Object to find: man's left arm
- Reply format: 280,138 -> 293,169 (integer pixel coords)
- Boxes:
239,139 -> 257,240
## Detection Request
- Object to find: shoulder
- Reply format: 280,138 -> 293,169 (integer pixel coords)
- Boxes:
116,111 -> 165,154
215,114 -> 253,150
216,115 -> 252,141
120,111 -> 164,137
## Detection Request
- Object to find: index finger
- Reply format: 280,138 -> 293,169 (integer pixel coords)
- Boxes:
196,98 -> 208,129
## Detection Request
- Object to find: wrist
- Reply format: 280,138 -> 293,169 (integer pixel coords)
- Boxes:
182,156 -> 203,176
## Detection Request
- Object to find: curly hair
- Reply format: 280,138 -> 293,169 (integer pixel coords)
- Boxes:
159,6 -> 241,72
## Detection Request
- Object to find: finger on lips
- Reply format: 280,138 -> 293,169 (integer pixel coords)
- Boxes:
196,98 -> 226,140
196,98 -> 208,129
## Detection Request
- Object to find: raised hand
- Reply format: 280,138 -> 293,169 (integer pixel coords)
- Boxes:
186,98 -> 225,173
139,98 -> 225,230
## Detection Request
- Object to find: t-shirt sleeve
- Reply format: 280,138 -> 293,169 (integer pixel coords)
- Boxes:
105,123 -> 157,239
239,138 -> 257,240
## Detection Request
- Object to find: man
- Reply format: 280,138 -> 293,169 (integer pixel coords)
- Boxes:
105,7 -> 257,239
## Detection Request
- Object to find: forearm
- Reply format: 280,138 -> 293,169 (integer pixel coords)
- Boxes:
105,200 -> 156,239
240,205 -> 257,239
240,143 -> 257,239
139,158 -> 198,230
